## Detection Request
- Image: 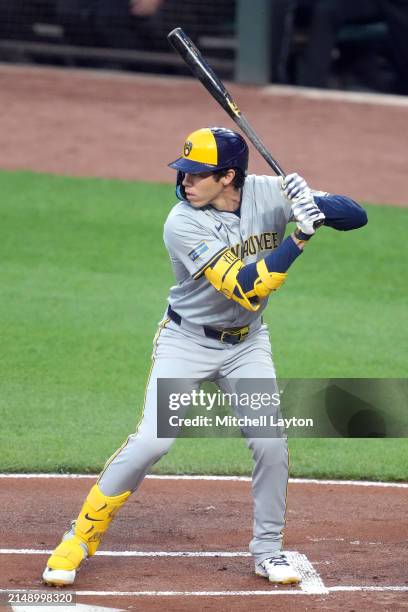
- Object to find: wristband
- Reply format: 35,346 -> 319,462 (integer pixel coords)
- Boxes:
294,227 -> 313,241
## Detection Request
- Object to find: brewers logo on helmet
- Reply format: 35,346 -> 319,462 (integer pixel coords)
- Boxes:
184,141 -> 193,157
169,127 -> 249,200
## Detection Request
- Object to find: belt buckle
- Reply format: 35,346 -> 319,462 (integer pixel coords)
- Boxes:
220,326 -> 249,344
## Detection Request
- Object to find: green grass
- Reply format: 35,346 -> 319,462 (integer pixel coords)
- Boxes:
0,169 -> 407,479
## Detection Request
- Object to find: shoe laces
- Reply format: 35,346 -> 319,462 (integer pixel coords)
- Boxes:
265,554 -> 290,567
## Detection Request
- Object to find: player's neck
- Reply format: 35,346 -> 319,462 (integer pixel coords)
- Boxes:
210,187 -> 242,212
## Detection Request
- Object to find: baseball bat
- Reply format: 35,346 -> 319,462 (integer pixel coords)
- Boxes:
167,27 -> 285,178
167,28 -> 325,229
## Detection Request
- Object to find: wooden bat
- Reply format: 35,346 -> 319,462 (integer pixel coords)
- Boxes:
167,27 -> 285,178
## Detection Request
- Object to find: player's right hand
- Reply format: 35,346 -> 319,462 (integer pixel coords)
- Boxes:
281,172 -> 311,201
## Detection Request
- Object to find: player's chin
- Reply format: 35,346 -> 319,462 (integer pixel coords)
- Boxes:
186,196 -> 207,208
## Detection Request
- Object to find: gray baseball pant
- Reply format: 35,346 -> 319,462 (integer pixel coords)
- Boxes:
98,318 -> 288,565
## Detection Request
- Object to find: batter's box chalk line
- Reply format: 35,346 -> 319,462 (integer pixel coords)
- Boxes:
286,551 -> 329,594
0,549 -> 325,595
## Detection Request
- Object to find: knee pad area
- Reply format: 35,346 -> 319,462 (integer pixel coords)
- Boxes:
248,437 -> 288,464
126,433 -> 175,464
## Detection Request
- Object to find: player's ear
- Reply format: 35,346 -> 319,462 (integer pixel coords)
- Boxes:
221,169 -> 236,186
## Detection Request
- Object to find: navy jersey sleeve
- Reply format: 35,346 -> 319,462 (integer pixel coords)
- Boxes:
236,235 -> 302,293
313,193 -> 367,231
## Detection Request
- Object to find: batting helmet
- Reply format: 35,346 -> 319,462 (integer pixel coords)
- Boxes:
168,127 -> 249,200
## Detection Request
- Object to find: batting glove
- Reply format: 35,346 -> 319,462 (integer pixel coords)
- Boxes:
291,192 -> 326,237
282,172 -> 311,200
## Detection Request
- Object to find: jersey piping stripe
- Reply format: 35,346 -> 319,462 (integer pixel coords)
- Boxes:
192,246 -> 230,280
97,318 -> 170,484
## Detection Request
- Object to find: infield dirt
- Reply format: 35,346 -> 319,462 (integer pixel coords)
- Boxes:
0,65 -> 408,207
0,477 -> 407,610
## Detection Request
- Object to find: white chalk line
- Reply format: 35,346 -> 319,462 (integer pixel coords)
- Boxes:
0,474 -> 407,487
0,550 -> 326,595
4,550 -> 407,595
1,587 -> 407,597
289,551 -> 327,594
0,550 -> 251,557
3,550 -> 408,596
0,588 -> 307,597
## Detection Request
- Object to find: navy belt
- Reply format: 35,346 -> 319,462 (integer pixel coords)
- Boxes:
167,305 -> 250,345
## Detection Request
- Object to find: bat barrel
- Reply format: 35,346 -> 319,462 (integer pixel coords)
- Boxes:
167,28 -> 198,63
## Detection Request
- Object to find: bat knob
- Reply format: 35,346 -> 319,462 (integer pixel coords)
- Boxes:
313,219 -> 325,229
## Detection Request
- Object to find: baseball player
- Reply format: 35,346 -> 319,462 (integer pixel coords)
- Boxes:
42,127 -> 367,587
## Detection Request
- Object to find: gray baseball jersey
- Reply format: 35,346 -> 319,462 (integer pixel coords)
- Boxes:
163,174 -> 292,327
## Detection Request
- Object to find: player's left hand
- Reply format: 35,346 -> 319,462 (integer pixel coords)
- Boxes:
282,173 -> 325,235
281,173 -> 311,201
292,192 -> 326,235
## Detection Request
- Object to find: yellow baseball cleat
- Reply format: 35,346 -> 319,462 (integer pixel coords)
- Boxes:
43,484 -> 131,587
42,529 -> 87,586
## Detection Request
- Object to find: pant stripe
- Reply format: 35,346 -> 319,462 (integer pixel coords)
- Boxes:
97,318 -> 169,483
281,446 -> 290,548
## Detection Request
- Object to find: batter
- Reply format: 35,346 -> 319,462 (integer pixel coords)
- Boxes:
42,127 -> 367,587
